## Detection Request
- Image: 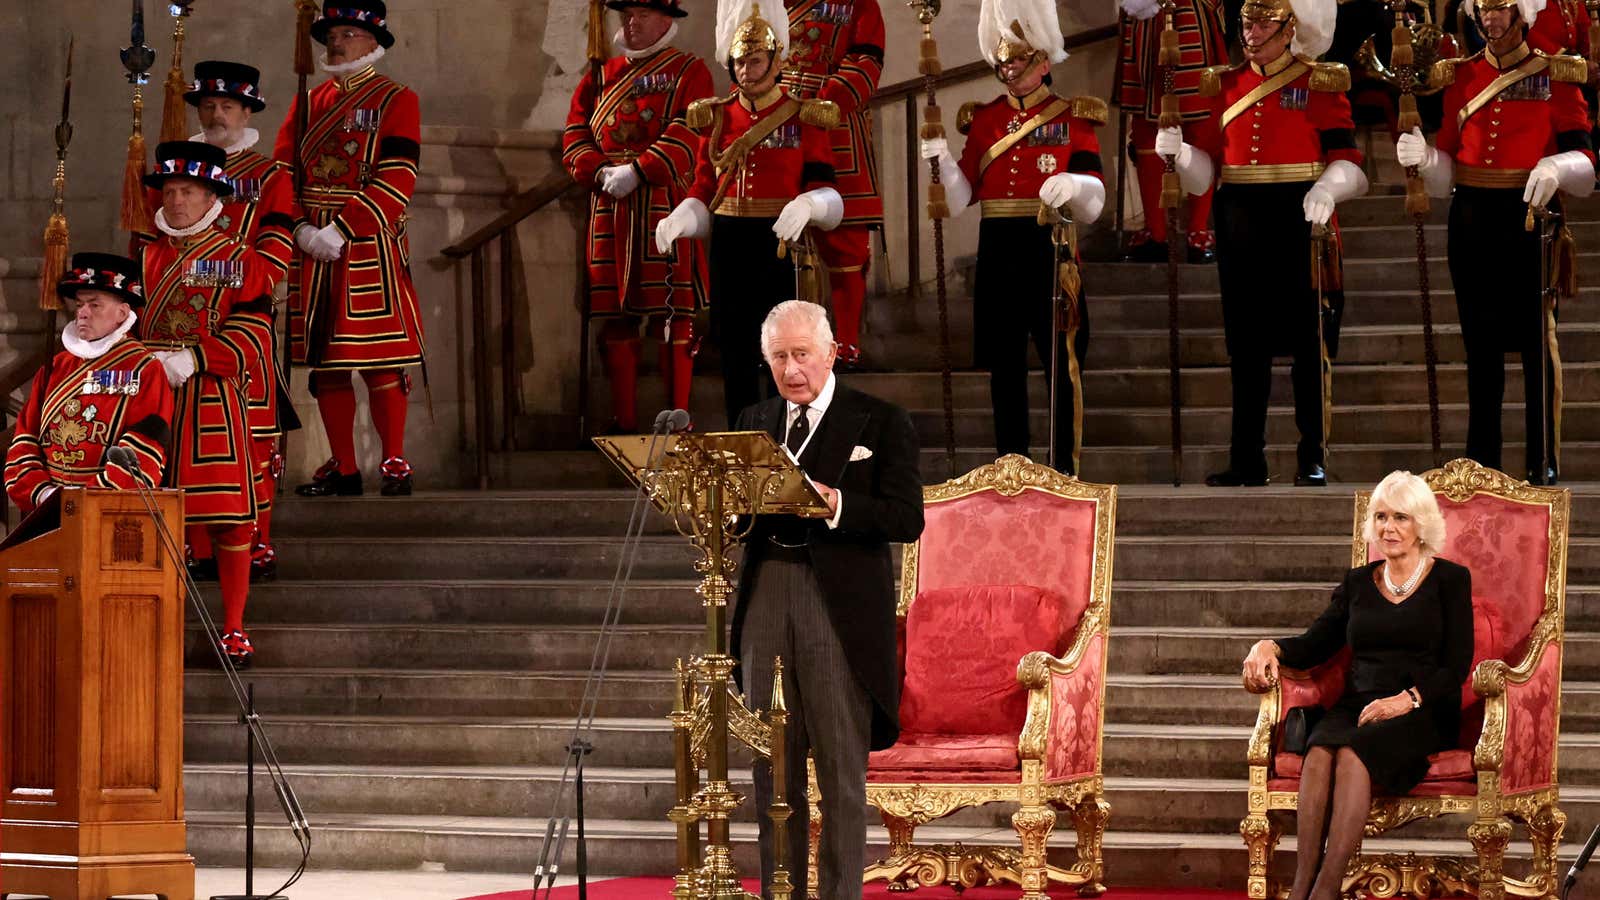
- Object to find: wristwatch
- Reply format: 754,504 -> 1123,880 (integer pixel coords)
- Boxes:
1406,687 -> 1421,709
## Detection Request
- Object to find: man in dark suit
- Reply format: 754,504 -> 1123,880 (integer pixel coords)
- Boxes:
732,299 -> 924,900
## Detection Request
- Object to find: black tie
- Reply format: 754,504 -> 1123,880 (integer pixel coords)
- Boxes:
787,404 -> 810,455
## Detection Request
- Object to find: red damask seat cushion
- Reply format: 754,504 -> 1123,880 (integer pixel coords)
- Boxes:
869,732 -> 1021,781
1273,748 -> 1475,783
898,584 -> 1078,737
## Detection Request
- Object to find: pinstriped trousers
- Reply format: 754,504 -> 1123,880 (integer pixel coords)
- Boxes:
740,546 -> 872,900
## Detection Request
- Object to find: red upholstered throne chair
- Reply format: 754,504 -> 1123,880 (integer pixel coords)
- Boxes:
1241,459 -> 1571,899
855,454 -> 1116,898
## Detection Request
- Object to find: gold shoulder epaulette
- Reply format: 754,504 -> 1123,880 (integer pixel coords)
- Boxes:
1430,56 -> 1459,88
685,97 -> 727,132
1071,96 -> 1108,126
1199,64 -> 1230,98
799,98 -> 840,129
956,100 -> 979,136
1544,51 -> 1588,84
1309,61 -> 1351,93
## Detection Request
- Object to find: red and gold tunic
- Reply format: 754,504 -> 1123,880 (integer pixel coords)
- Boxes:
1116,0 -> 1229,123
274,65 -> 424,371
1529,0 -> 1593,57
139,230 -> 275,525
956,87 -> 1106,217
1433,45 -> 1594,182
685,88 -> 839,214
4,340 -> 173,513
1196,54 -> 1363,182
562,46 -> 714,317
783,0 -> 885,226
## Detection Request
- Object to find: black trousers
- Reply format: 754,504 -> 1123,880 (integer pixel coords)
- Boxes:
1447,186 -> 1560,476
710,214 -> 796,426
973,216 -> 1091,473
1214,182 -> 1329,477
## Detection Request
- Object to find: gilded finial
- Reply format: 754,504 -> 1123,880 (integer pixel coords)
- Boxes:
770,656 -> 786,713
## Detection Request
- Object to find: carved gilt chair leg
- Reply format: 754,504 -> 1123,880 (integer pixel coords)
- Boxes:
808,756 -> 822,900
1240,811 -> 1282,900
1012,803 -> 1057,900
1073,794 -> 1112,896
1528,803 -> 1567,893
1468,817 -> 1513,900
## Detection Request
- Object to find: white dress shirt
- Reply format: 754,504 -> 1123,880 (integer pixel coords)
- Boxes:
785,371 -> 843,528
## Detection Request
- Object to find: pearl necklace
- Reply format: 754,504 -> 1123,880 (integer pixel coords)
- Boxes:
1384,558 -> 1427,598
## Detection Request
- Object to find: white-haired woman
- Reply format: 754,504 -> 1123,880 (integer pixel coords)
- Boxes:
1241,470 -> 1474,900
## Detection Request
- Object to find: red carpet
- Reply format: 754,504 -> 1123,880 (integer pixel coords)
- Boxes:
458,878 -> 1247,900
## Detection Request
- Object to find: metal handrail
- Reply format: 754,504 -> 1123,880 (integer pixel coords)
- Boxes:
441,172 -> 580,260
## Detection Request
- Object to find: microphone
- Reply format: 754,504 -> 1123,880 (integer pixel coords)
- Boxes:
666,408 -> 690,433
1566,823 -> 1600,894
652,408 -> 673,432
107,446 -> 138,471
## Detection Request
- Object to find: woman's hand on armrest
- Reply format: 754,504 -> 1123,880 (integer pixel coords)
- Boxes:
1242,639 -> 1282,692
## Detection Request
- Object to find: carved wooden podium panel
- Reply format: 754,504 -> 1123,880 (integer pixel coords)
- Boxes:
1,486 -> 194,900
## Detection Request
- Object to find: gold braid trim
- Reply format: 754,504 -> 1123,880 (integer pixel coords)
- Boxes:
799,98 -> 840,129
1431,57 -> 1460,88
1544,51 -> 1588,83
1071,96 -> 1108,125
1309,61 -> 1351,92
957,101 -> 978,135
1199,65 -> 1230,98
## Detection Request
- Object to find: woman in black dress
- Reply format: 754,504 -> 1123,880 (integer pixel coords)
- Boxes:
1242,470 -> 1475,900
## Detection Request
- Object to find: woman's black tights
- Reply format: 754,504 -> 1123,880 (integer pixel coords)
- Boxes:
1290,746 -> 1373,900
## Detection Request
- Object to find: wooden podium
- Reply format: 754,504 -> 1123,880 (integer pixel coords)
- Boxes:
1,486 -> 194,900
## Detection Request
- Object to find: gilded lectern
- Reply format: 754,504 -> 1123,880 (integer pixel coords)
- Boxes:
594,431 -> 830,900
1,486 -> 194,900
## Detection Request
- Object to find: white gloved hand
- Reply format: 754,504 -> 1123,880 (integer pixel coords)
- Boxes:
920,137 -> 949,160
1154,126 -> 1186,161
1121,0 -> 1163,20
306,224 -> 346,262
600,164 -> 641,198
155,349 -> 197,388
1395,127 -> 1433,170
774,195 -> 818,242
1525,158 -> 1562,207
38,483 -> 60,505
1039,172 -> 1079,208
294,224 -> 319,255
655,200 -> 701,253
1303,184 -> 1335,226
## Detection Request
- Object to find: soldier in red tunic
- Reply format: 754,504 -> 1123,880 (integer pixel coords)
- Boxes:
655,0 -> 845,426
6,253 -> 173,513
1398,0 -> 1594,482
919,0 -> 1108,473
1117,0 -> 1229,262
563,0 -> 713,431
1162,0 -> 1369,487
781,0 -> 884,365
275,0 -> 424,497
1528,0 -> 1595,59
182,60 -> 299,580
140,141 -> 277,667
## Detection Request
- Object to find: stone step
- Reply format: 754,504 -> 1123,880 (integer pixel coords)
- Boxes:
182,715 -> 1600,783
187,813 -> 1527,886
260,532 -> 1600,583
182,765 -> 1600,846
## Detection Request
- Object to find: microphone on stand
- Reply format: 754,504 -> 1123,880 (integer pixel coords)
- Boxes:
1566,823 -> 1600,897
666,408 -> 691,433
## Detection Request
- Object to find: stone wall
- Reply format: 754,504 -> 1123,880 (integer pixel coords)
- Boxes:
3,0 -> 1124,486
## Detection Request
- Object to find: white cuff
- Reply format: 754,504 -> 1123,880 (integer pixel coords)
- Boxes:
802,187 -> 844,231
826,489 -> 843,529
1424,149 -> 1455,199
1065,174 -> 1107,224
1312,159 -> 1370,205
1545,150 -> 1596,198
1176,144 -> 1214,196
681,198 -> 712,241
937,154 -> 973,213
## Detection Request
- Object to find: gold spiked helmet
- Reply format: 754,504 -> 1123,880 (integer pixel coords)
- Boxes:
993,18 -> 1040,65
1240,0 -> 1295,23
729,1 -> 780,60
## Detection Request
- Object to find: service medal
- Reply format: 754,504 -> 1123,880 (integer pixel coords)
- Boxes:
1037,154 -> 1058,174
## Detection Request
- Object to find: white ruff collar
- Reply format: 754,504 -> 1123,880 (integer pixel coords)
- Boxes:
192,127 -> 260,155
320,45 -> 387,77
615,22 -> 680,60
155,199 -> 225,238
62,310 -> 139,360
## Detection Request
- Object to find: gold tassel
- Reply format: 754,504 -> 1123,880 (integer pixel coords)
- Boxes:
159,16 -> 189,143
39,213 -> 68,311
1397,93 -> 1421,135
1404,176 -> 1429,219
587,0 -> 609,66
1159,27 -> 1181,66
1160,171 -> 1182,210
1158,92 -> 1182,130
919,38 -> 941,76
1390,24 -> 1414,67
927,182 -> 948,220
1556,223 -> 1578,298
121,91 -> 153,233
919,119 -> 944,140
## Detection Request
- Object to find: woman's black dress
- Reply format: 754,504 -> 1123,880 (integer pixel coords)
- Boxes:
1275,558 -> 1475,795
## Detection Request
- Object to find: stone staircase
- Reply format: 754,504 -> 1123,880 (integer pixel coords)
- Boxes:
168,180 -> 1600,886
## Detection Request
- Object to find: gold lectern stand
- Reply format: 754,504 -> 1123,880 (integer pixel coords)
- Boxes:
594,431 -> 830,900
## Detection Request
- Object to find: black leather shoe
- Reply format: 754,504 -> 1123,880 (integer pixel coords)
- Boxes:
1187,244 -> 1217,264
296,470 -> 363,497
1526,466 -> 1558,486
380,456 -> 414,496
1294,464 -> 1328,487
1205,469 -> 1270,487
187,556 -> 218,582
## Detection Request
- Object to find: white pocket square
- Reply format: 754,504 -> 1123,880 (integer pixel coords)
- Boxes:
849,445 -> 873,461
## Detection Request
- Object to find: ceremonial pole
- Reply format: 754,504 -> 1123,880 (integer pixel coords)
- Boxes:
1389,0 -> 1442,465
577,0 -> 610,441
39,34 -> 74,358
286,0 -> 318,480
120,0 -> 157,236
1156,0 -> 1185,486
910,0 -> 958,479
160,0 -> 200,142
